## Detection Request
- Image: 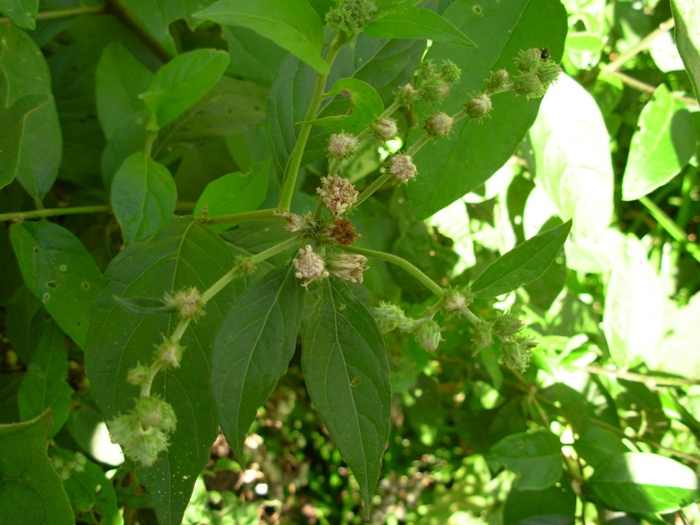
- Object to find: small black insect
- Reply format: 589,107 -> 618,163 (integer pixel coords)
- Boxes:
540,47 -> 550,60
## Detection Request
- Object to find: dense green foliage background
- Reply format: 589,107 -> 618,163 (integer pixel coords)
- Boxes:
1,0 -> 700,524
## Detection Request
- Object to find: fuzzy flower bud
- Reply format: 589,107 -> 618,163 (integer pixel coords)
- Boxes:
373,302 -> 415,333
325,0 -> 377,33
537,60 -> 562,86
164,287 -> 203,320
293,245 -> 329,287
317,175 -> 359,217
513,74 -> 545,99
414,320 -> 443,352
155,339 -> 184,369
329,218 -> 360,246
388,154 -> 417,183
276,211 -> 316,233
443,291 -> 468,314
420,80 -> 450,103
371,117 -> 398,141
465,93 -> 493,120
486,69 -> 510,93
472,320 -> 494,355
127,363 -> 153,387
328,132 -> 358,160
516,48 -> 542,74
500,336 -> 537,373
493,313 -> 523,338
395,83 -> 418,106
329,253 -> 368,283
424,112 -> 454,138
134,396 -> 177,432
440,59 -> 462,85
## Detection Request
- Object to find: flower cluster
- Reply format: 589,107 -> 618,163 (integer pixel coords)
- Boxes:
293,245 -> 328,287
293,245 -> 368,287
317,175 -> 359,217
164,287 -> 204,320
325,0 -> 377,34
388,154 -> 417,183
512,47 -> 562,99
373,303 -> 442,352
328,132 -> 358,160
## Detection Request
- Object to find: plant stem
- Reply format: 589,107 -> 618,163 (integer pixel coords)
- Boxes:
354,173 -> 393,207
339,244 -> 444,297
278,33 -> 348,211
640,196 -> 700,264
605,70 -> 698,107
202,208 -> 280,226
38,5 -> 105,20
0,205 -> 110,223
602,18 -> 675,72
200,235 -> 302,303
579,365 -> 700,387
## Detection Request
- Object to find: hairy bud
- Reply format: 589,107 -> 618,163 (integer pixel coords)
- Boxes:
317,175 -> 359,217
164,287 -> 203,320
371,117 -> 398,141
515,48 -> 542,74
472,320 -> 493,355
443,291 -> 468,314
493,313 -> 523,338
513,74 -> 546,99
440,59 -> 462,85
155,339 -> 184,369
501,336 -> 537,373
486,69 -> 510,93
328,132 -> 358,160
465,93 -> 493,120
395,83 -> 418,106
276,211 -> 316,233
414,320 -> 443,352
425,112 -> 454,138
325,0 -> 377,33
127,363 -> 152,387
373,302 -> 415,333
388,154 -> 417,183
537,60 -> 562,85
420,80 -> 450,103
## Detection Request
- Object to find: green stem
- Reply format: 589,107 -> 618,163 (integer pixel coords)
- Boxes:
144,130 -> 157,158
354,173 -> 392,207
602,18 -> 675,72
202,208 -> 279,226
640,196 -> 700,264
200,235 -> 303,303
339,245 -> 444,297
37,5 -> 105,20
278,33 -> 349,211
0,205 -> 110,223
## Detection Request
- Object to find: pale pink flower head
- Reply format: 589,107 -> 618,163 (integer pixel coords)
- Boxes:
329,253 -> 368,283
293,245 -> 329,287
388,154 -> 417,183
317,175 -> 359,217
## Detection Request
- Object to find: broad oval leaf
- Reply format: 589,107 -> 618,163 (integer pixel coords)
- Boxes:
9,221 -> 102,349
364,5 -> 475,48
622,84 -> 697,201
111,152 -> 178,245
406,0 -> 567,218
574,427 -> 629,469
471,220 -> 572,298
672,0 -> 700,99
490,430 -> 563,490
0,410 -> 74,524
0,23 -> 62,199
85,217 -> 245,524
194,0 -> 328,74
302,279 -> 391,513
308,77 -> 384,133
195,160 -> 270,233
139,49 -> 230,131
212,264 -> 305,459
590,452 -> 700,514
0,0 -> 38,30
18,320 -> 71,437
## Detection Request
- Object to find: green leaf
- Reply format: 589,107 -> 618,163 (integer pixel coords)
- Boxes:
85,217 -> 245,524
0,69 -> 50,191
140,49 -> 230,131
96,43 -> 153,142
302,279 -> 391,513
116,0 -> 218,56
212,264 -> 305,459
154,76 -> 267,165
5,285 -> 50,364
471,220 -> 572,298
222,26 -> 288,83
622,84 -> 697,201
364,5 -> 475,47
195,160 -> 269,233
113,295 -> 173,315
0,410 -> 74,524
672,0 -> 700,100
110,152 -> 178,245
51,448 -> 121,525
407,0 -> 567,218
308,77 -> 384,133
0,373 -> 22,424
9,221 -> 102,349
602,236 -> 667,368
18,320 -> 71,437
0,23 -> 62,199
194,0 -> 328,74
0,0 -> 38,30
574,427 -> 629,469
490,430 -> 563,490
590,453 -> 700,514
503,480 -> 576,525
